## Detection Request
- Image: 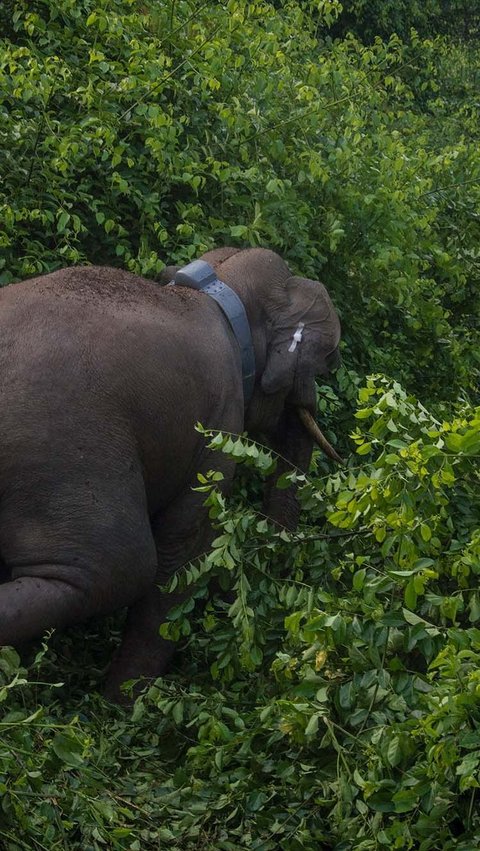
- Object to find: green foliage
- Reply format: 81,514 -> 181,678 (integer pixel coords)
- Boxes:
331,0 -> 480,42
0,0 -> 479,398
1,379 -> 480,849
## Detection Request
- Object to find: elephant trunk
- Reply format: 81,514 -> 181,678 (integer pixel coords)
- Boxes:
263,405 -> 342,530
262,407 -> 314,531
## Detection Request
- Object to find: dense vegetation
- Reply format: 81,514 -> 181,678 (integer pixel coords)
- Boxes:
331,0 -> 480,42
0,1 -> 479,849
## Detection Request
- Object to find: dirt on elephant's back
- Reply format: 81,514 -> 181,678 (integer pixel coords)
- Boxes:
32,265 -> 201,315
160,283 -> 200,313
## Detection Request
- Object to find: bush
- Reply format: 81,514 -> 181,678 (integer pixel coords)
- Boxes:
331,0 -> 480,42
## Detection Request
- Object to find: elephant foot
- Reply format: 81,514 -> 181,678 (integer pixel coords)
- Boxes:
103,589 -> 180,705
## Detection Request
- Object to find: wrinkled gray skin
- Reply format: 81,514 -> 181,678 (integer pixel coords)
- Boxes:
0,247 -> 340,700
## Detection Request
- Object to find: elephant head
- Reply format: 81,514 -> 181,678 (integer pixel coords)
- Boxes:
161,247 -> 341,529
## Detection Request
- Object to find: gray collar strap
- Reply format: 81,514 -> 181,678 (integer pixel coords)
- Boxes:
172,260 -> 256,406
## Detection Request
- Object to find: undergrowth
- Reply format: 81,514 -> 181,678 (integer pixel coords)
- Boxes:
1,377 -> 479,850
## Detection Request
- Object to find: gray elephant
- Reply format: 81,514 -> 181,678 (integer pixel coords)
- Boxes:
0,247 -> 341,698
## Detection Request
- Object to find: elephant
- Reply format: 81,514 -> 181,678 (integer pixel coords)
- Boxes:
0,246 -> 341,699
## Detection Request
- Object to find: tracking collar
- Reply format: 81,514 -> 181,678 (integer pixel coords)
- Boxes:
172,260 -> 256,406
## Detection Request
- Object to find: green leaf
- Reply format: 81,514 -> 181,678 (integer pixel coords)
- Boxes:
52,732 -> 85,767
387,736 -> 403,767
356,441 -> 373,455
392,788 -> 419,813
353,568 -> 366,591
414,558 -> 435,570
469,594 -> 480,623
56,211 -> 70,233
420,524 -> 432,542
367,787 -> 397,813
384,453 -> 399,465
230,225 -> 249,238
404,580 -> 417,609
305,712 -> 322,737
355,408 -> 373,420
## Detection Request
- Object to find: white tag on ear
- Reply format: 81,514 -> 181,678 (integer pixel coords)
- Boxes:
288,322 -> 305,353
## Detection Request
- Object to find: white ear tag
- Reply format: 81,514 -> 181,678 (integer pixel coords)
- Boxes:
288,322 -> 305,353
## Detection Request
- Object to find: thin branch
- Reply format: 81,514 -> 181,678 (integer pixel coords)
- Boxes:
418,175 -> 480,199
119,19 -> 225,122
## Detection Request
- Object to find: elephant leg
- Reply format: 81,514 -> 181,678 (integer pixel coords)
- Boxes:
104,462 -> 235,701
0,544 -> 156,649
0,555 -> 10,585
103,582 -> 190,703
0,547 -> 158,649
0,485 -> 158,650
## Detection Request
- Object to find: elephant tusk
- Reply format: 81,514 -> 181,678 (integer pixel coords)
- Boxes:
297,408 -> 344,464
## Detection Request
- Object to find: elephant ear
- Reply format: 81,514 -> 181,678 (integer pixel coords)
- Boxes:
158,265 -> 180,285
261,276 -> 340,407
